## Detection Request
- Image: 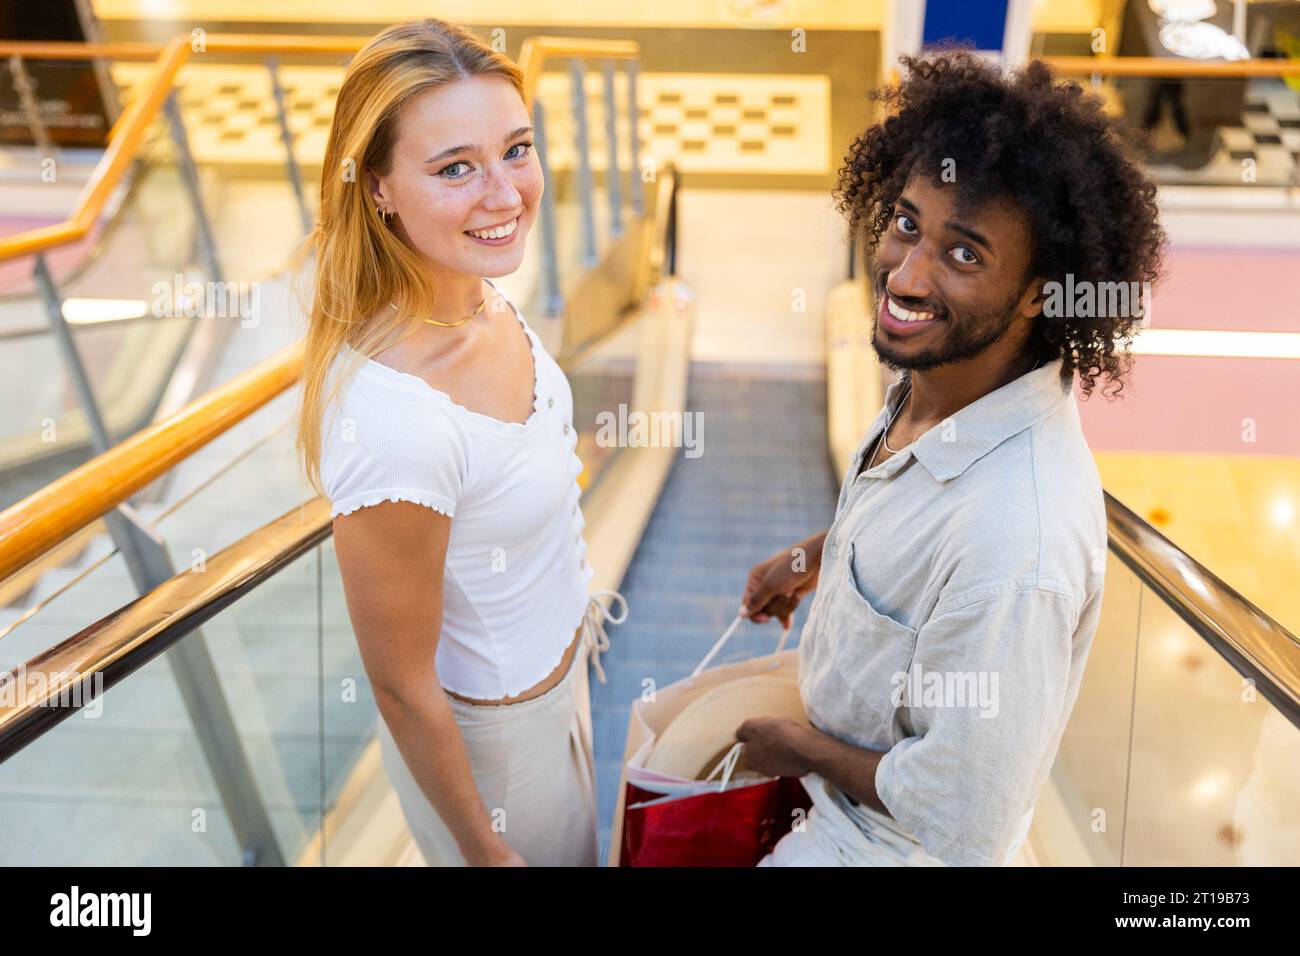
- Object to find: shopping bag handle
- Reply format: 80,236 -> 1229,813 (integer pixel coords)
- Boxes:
703,741 -> 745,791
691,614 -> 792,678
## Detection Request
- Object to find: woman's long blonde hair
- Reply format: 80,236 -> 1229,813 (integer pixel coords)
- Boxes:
295,18 -> 525,493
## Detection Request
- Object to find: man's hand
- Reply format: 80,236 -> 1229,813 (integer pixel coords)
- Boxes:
739,531 -> 827,628
741,719 -> 892,817
735,716 -> 816,778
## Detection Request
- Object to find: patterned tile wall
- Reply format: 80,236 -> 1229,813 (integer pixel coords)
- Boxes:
110,62 -> 831,176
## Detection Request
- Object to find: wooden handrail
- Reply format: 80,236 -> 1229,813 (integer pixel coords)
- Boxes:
1042,54 -> 1300,78
0,41 -> 164,60
13,33 -> 1281,264
0,32 -> 646,580
0,33 -> 640,263
0,36 -> 388,59
1,35 -> 186,261
0,34 -> 380,263
0,342 -> 303,582
517,36 -> 639,105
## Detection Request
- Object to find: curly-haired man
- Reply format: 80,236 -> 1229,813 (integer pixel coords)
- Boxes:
736,51 -> 1166,866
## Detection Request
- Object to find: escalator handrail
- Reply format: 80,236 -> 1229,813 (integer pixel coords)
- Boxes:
4,457 -> 1299,766
0,342 -> 303,581
0,498 -> 331,763
0,35 -> 375,264
1104,490 -> 1300,725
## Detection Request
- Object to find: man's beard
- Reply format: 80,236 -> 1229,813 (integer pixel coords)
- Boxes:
870,268 -> 1030,374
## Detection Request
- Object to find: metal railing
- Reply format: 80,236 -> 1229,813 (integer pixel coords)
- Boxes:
0,167 -> 681,867
0,25 -> 652,579
7,32 -> 1296,865
518,36 -> 641,314
0,30 -> 652,867
1105,493 -> 1300,725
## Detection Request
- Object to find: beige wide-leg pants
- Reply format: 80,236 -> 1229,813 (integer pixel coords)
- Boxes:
376,594 -> 623,867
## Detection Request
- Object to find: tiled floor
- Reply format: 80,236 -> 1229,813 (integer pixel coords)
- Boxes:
1146,78 -> 1300,186
1221,80 -> 1300,173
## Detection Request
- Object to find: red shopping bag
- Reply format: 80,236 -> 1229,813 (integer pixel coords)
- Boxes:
621,774 -> 812,867
614,617 -> 813,867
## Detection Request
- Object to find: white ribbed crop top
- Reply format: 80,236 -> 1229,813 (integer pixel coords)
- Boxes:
319,282 -> 593,699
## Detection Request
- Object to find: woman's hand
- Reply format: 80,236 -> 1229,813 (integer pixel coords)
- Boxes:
739,531 -> 827,628
467,837 -> 527,867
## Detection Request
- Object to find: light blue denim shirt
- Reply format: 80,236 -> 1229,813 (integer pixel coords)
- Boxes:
798,356 -> 1108,866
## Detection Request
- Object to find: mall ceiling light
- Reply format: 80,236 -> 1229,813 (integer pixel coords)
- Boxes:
1132,328 -> 1300,359
61,298 -> 150,325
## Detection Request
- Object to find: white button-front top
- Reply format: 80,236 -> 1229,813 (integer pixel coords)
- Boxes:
319,281 -> 592,699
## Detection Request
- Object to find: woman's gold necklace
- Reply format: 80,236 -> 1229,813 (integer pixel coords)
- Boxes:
386,283 -> 488,327
421,297 -> 486,328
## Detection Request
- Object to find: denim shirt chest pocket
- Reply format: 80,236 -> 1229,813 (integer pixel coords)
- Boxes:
804,534 -> 920,751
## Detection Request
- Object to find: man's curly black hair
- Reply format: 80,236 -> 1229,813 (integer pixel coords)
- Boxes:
836,51 -> 1167,399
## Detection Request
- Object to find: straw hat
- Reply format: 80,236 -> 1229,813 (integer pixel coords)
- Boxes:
644,675 -> 809,780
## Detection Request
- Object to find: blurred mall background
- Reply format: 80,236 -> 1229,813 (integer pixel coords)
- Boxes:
0,0 -> 1296,866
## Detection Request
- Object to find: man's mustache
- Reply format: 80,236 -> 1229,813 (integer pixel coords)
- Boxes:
872,270 -> 947,318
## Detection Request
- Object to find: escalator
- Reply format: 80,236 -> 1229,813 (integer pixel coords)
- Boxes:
588,369 -> 842,862
0,32 -> 678,866
0,264 -> 683,866
6,165 -> 1296,866
0,31 -> 1297,870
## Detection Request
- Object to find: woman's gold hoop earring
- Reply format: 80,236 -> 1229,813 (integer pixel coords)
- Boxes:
376,205 -> 393,223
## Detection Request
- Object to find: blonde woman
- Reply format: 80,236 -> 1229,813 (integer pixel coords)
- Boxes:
296,19 -> 623,867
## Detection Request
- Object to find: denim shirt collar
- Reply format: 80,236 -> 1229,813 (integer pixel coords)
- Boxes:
860,357 -> 1074,483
